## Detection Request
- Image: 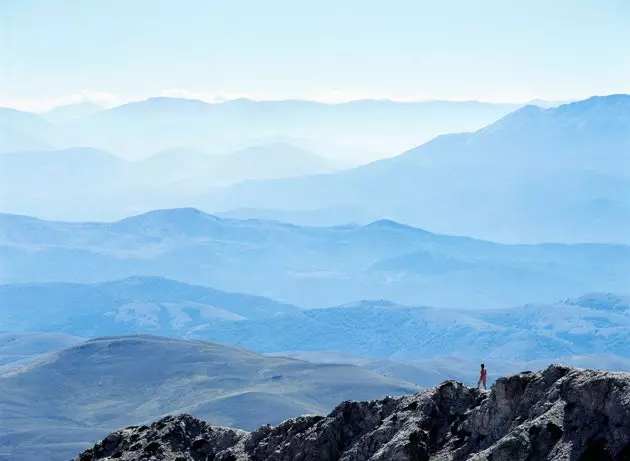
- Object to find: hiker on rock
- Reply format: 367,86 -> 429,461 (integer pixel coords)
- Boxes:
477,363 -> 487,390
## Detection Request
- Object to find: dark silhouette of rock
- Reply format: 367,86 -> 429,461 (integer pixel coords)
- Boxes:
75,365 -> 630,460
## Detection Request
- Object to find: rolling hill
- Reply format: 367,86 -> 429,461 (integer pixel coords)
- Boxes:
0,335 -> 417,461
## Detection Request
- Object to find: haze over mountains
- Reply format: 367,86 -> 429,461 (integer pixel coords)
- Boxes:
0,143 -> 341,220
0,97 -> 527,161
4,0 -> 629,458
1,95 -> 627,244
1,92 -> 629,461
200,95 -> 630,244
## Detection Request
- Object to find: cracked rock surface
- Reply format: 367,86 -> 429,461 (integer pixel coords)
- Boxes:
75,365 -> 630,461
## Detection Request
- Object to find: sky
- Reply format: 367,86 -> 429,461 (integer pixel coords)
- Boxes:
1,0 -> 629,111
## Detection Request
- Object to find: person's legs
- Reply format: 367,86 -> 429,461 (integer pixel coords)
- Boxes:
483,377 -> 487,390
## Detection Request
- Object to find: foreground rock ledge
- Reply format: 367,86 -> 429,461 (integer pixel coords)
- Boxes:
75,365 -> 630,461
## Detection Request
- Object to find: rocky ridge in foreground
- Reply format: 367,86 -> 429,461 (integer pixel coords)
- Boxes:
75,365 -> 630,461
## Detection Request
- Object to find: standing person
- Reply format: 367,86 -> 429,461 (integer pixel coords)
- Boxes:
477,363 -> 487,390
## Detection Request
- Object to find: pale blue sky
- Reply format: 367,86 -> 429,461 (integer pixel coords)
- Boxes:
1,0 -> 628,110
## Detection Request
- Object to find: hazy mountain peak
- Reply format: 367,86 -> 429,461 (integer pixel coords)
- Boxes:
364,219 -> 429,233
116,207 -> 222,225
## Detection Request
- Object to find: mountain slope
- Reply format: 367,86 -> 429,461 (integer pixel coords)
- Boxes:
75,365 -> 630,461
1,209 -> 628,308
200,94 -> 630,244
0,335 -> 417,461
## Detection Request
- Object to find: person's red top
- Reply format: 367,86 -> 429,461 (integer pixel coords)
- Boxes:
481,369 -> 487,379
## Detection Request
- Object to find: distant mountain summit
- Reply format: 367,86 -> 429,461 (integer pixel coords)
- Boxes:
111,207 -> 225,234
395,93 -> 630,172
202,94 -> 630,244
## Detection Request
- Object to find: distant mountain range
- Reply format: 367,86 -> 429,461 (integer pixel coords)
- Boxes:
1,95 -> 627,244
199,94 -> 630,244
0,335 -> 416,461
0,97 -> 527,161
3,274 -> 628,365
1,209 -> 628,308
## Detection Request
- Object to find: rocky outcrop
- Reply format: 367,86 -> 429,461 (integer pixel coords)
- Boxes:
75,365 -> 630,461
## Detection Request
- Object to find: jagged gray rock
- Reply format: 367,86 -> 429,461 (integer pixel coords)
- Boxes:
75,365 -> 630,461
